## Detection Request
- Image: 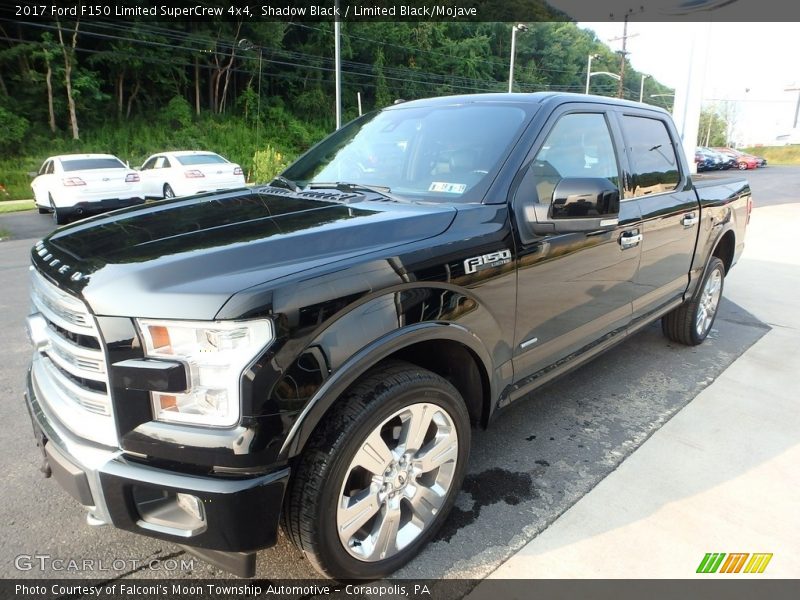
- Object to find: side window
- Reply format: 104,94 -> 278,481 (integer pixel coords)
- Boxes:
142,157 -> 157,170
154,156 -> 167,169
517,112 -> 619,207
621,115 -> 680,197
45,161 -> 55,175
38,161 -> 50,176
163,156 -> 173,168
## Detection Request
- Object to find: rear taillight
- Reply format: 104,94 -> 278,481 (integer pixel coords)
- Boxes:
125,173 -> 140,183
184,170 -> 205,179
234,167 -> 243,176
746,196 -> 753,225
62,177 -> 86,186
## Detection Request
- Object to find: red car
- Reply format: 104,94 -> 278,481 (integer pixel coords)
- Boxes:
713,147 -> 763,170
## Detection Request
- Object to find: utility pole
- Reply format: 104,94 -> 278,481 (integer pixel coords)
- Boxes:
609,9 -> 639,99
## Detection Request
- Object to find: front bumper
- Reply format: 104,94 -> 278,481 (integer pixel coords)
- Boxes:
24,368 -> 289,568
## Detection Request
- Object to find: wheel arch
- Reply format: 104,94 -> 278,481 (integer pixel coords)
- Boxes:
278,321 -> 495,461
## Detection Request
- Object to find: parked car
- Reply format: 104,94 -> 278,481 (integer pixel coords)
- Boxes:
713,147 -> 763,170
694,150 -> 715,172
699,146 -> 734,170
30,154 -> 144,224
26,93 -> 751,579
138,151 -> 246,199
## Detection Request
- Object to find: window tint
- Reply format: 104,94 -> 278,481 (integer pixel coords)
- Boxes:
61,158 -> 125,172
518,112 -> 619,206
39,161 -> 50,175
621,116 -> 680,196
176,154 -> 227,166
142,157 -> 157,170
45,161 -> 55,175
283,104 -> 529,202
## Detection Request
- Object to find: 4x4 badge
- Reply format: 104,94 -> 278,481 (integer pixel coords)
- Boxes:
464,249 -> 512,274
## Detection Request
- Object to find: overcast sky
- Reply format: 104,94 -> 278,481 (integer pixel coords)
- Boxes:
578,22 -> 799,144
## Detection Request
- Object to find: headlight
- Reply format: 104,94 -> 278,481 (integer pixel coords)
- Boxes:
136,319 -> 273,427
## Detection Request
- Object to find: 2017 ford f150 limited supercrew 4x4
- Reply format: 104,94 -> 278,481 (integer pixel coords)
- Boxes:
24,93 -> 751,579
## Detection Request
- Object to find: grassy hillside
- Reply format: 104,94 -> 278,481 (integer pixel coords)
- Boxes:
0,108 -> 328,201
741,146 -> 800,165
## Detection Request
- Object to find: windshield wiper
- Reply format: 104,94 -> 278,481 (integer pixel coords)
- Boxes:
269,175 -> 300,192
307,182 -> 405,203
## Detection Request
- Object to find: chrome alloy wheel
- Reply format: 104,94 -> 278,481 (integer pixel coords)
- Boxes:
696,268 -> 722,337
336,402 -> 459,562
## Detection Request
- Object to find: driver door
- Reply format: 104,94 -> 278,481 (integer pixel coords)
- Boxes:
511,109 -> 643,383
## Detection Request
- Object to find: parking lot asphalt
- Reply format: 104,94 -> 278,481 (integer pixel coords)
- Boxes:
0,167 -> 790,581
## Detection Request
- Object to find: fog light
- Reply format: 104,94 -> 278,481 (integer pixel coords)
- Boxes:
176,493 -> 205,522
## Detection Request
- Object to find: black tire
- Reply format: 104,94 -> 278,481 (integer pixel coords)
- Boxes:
163,184 -> 175,199
283,360 -> 471,579
662,257 -> 725,346
738,162 -> 747,170
37,207 -> 49,214
50,195 -> 69,225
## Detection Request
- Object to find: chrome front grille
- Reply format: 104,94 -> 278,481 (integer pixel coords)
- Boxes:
29,267 -> 117,446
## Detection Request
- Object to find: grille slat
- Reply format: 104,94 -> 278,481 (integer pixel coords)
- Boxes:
29,267 -> 117,445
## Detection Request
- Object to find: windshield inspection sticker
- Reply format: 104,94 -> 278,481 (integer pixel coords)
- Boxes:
429,181 -> 467,194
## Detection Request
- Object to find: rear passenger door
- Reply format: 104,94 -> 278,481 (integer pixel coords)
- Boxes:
614,111 -> 700,324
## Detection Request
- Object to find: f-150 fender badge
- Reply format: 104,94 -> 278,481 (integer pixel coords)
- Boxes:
464,249 -> 512,274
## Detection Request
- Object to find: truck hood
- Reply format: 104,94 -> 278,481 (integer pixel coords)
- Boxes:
37,189 -> 456,319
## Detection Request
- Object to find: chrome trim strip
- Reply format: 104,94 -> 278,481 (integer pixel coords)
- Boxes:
33,354 -> 115,441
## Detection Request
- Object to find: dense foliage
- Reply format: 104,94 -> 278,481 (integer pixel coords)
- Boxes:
0,19 -> 674,198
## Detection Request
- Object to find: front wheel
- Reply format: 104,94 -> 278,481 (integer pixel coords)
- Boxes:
283,360 -> 470,579
163,184 -> 175,199
662,257 -> 725,346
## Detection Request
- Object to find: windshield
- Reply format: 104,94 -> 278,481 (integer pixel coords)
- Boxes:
176,154 -> 228,165
61,158 -> 126,171
283,103 -> 530,202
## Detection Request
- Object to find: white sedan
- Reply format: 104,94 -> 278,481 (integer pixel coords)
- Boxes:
31,154 -> 144,224
138,151 -> 246,199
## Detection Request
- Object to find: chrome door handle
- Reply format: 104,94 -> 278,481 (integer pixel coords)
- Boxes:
682,213 -> 699,227
619,231 -> 643,249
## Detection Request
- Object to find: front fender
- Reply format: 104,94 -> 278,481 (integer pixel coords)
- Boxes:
277,319 -> 497,459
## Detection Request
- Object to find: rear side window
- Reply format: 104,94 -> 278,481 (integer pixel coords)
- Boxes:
61,158 -> 125,171
621,116 -> 680,197
176,154 -> 227,166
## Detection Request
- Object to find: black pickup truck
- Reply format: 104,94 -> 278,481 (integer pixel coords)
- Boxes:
24,93 -> 751,579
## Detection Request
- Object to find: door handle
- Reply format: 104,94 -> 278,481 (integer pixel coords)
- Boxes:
682,213 -> 699,227
619,230 -> 643,249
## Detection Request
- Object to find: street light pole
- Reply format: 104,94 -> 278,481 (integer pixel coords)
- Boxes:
334,2 -> 342,129
508,24 -> 528,93
785,84 -> 800,129
585,54 -> 598,94
639,73 -> 649,102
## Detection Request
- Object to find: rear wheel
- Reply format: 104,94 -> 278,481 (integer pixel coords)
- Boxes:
50,195 -> 68,225
163,184 -> 175,199
738,162 -> 747,170
662,257 -> 725,346
283,360 -> 470,579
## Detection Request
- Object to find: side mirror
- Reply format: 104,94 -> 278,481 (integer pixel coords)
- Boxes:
525,177 -> 620,235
